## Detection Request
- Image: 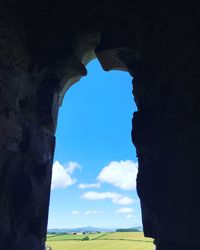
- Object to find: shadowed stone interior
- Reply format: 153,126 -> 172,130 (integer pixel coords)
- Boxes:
0,1 -> 200,249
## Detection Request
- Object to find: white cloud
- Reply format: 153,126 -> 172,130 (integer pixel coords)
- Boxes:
66,161 -> 81,174
51,161 -> 80,190
116,196 -> 134,205
116,207 -> 134,214
97,160 -> 138,190
78,183 -> 101,189
81,191 -> 134,205
72,210 -> 80,215
85,210 -> 103,215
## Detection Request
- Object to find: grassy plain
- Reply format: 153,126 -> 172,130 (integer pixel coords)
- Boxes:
46,232 -> 154,250
47,232 -> 107,241
100,232 -> 153,241
47,240 -> 153,250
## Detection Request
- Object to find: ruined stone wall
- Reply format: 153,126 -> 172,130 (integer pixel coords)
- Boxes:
131,2 -> 200,249
0,12 -> 56,250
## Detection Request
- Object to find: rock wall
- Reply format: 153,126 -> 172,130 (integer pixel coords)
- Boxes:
131,2 -> 200,249
0,1 -> 200,249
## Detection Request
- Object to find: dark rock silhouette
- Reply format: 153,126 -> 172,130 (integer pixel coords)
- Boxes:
0,1 -> 200,249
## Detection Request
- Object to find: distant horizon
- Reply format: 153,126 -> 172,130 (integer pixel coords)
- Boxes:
47,225 -> 143,230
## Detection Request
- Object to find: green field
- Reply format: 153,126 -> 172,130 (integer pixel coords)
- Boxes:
46,232 -> 154,250
99,232 -> 153,241
47,232 -> 107,241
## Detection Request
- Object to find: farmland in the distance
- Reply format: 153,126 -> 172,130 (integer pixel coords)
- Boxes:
46,232 -> 154,250
47,232 -> 107,241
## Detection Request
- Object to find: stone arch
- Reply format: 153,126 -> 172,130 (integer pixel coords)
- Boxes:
47,31 -> 138,133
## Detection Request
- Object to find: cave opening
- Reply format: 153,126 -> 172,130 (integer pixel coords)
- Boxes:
47,58 -> 143,232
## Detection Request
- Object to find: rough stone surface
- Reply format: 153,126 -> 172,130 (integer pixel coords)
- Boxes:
0,1 -> 200,250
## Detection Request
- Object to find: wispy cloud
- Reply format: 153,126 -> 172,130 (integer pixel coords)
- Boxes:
51,161 -> 80,190
116,207 -> 134,214
81,191 -> 134,205
72,210 -> 80,215
66,161 -> 81,174
78,183 -> 101,189
85,210 -> 103,215
97,160 -> 138,190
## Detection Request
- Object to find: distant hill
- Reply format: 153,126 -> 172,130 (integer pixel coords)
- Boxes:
116,227 -> 143,232
48,226 -> 115,234
48,226 -> 143,234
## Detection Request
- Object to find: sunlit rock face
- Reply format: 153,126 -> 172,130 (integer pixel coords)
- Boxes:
0,1 -> 200,249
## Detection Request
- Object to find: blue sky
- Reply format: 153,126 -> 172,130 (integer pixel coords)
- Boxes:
48,59 -> 141,229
